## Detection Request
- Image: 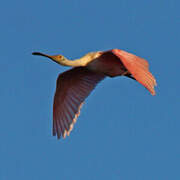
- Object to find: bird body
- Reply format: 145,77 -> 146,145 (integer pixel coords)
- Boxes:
32,49 -> 157,139
87,50 -> 128,77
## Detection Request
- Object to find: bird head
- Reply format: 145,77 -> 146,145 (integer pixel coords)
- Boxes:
32,52 -> 67,65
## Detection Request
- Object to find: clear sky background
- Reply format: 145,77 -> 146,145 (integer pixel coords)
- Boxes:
0,0 -> 179,179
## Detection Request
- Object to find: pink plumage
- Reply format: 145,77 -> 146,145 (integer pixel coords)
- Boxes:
32,49 -> 157,139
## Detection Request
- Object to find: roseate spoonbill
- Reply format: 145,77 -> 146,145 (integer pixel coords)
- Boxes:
32,49 -> 156,139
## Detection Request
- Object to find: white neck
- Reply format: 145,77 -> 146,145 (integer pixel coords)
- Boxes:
59,58 -> 86,67
59,52 -> 100,67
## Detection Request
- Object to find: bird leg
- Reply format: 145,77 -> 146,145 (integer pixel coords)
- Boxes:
121,71 -> 136,80
125,74 -> 136,80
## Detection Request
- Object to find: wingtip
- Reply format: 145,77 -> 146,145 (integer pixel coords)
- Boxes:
151,91 -> 156,96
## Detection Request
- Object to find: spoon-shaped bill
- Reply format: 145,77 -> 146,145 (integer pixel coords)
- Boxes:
32,52 -> 52,59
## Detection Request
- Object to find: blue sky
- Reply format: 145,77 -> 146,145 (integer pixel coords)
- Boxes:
0,0 -> 179,179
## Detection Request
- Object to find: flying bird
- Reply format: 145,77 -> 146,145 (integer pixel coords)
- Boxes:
32,49 -> 156,139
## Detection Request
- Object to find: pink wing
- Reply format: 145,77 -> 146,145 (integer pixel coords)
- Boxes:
53,67 -> 105,139
111,49 -> 157,95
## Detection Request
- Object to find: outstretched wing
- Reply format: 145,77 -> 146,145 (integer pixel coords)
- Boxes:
111,49 -> 157,95
53,67 -> 105,139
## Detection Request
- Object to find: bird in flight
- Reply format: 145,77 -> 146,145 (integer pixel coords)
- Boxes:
32,49 -> 156,139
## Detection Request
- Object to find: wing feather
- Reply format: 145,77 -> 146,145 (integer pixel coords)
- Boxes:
112,49 -> 156,95
53,67 -> 105,139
